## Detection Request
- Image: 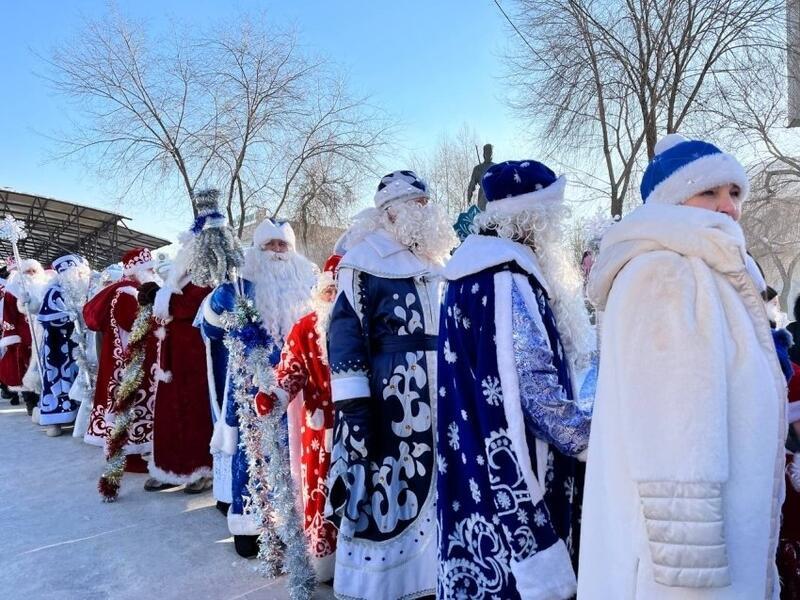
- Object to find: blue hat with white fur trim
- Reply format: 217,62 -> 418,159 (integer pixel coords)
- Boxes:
640,133 -> 749,205
481,160 -> 566,216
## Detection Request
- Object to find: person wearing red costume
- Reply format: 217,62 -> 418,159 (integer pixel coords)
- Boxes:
255,254 -> 341,581
148,189 -> 242,493
83,248 -> 159,473
0,259 -> 51,416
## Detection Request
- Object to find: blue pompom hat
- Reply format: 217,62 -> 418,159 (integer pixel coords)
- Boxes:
640,133 -> 750,205
481,159 -> 566,216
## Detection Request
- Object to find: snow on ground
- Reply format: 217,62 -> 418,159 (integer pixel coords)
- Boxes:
0,406 -> 336,600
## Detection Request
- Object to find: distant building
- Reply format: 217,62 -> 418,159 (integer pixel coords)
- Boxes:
240,208 -> 345,267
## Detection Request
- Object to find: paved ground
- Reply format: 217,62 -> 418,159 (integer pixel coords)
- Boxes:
0,405 -> 336,600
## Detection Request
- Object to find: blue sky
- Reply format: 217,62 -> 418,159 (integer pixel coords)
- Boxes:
0,1 -> 529,243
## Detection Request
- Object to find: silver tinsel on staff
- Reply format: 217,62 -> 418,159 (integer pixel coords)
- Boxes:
220,296 -> 315,600
60,267 -> 96,406
188,189 -> 244,287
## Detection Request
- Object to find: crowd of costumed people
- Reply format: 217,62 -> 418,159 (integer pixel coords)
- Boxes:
6,134 -> 800,600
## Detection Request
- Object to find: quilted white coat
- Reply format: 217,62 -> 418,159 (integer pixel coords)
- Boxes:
578,204 -> 786,599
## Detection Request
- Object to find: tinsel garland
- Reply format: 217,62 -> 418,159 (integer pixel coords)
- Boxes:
221,295 -> 315,600
98,305 -> 154,502
60,275 -> 96,401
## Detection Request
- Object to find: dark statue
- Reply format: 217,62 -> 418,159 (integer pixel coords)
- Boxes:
467,143 -> 495,210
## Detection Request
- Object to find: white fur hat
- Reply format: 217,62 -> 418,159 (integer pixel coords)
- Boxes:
253,219 -> 296,249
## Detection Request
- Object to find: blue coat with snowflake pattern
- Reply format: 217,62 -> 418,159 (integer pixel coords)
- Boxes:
437,234 -> 591,600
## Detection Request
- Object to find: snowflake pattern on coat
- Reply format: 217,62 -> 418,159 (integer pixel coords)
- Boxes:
437,264 -> 585,600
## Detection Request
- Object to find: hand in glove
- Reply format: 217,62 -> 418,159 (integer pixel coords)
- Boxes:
137,282 -> 160,307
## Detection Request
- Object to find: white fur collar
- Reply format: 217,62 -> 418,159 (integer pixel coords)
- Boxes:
588,203 -> 749,309
444,235 -> 551,295
339,230 -> 434,279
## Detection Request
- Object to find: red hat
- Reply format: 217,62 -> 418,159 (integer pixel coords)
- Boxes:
323,254 -> 342,276
122,248 -> 154,276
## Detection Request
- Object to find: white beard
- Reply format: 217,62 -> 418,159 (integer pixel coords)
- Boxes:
58,266 -> 92,310
383,201 -> 458,264
242,246 -> 318,341
311,295 -> 334,364
8,270 -> 54,314
133,270 -> 161,285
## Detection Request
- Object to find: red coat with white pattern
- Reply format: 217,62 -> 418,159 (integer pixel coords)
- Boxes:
0,291 -> 32,390
276,310 -> 337,577
83,280 -> 156,455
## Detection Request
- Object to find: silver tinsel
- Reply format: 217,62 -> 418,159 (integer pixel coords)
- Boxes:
221,297 -> 316,600
60,272 -> 96,399
189,189 -> 244,288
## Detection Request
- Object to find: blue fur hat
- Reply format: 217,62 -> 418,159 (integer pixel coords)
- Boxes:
640,133 -> 750,205
481,160 -> 566,216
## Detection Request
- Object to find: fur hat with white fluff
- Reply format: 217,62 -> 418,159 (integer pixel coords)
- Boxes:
252,218 -> 296,250
640,133 -> 750,206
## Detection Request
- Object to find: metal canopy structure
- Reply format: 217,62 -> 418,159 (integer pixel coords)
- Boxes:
0,188 -> 170,269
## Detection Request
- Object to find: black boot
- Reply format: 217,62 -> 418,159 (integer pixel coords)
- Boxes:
215,500 -> 230,517
0,384 -> 12,400
233,534 -> 259,559
9,394 -> 19,406
22,392 -> 38,416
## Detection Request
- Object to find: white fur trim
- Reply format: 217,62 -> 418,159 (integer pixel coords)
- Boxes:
339,230 -> 431,279
204,338 -> 221,422
0,334 -> 21,348
444,235 -> 551,295
788,401 -> 800,424
510,539 -> 577,600
153,286 -> 175,321
227,511 -> 260,536
147,462 -> 212,486
331,373 -> 370,402
209,375 -> 239,456
484,175 -> 567,218
153,366 -> 173,383
202,297 -> 224,329
645,152 -> 750,206
212,451 -> 233,503
494,271 -> 546,504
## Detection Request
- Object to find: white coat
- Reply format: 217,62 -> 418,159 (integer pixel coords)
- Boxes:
578,203 -> 786,599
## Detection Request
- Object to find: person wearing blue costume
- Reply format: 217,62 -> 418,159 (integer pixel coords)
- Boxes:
326,170 -> 458,600
201,218 -> 317,558
36,254 -> 92,437
437,160 -> 595,600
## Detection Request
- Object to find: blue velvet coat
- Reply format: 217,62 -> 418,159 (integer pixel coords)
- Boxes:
437,236 -> 592,600
202,279 -> 281,535
37,285 -> 79,426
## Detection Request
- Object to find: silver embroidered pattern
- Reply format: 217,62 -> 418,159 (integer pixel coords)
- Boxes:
510,282 -> 591,456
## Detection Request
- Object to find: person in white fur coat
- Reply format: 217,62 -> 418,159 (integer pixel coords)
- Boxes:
578,134 -> 787,599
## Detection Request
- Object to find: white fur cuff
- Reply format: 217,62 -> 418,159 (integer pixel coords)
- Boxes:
331,373 -> 370,401
510,539 -> 577,600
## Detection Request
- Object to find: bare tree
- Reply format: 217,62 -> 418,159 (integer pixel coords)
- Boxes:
740,171 -> 800,310
411,124 -> 483,217
44,9 -> 393,232
501,0 -> 784,217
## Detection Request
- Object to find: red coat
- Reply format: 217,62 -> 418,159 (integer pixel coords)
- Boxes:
275,311 -> 337,578
149,283 -> 213,484
0,291 -> 32,390
83,280 -> 156,455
